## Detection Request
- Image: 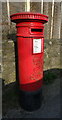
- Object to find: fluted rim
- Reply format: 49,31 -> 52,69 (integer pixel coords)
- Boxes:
10,12 -> 48,23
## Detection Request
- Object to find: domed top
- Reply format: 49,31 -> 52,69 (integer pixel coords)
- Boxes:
10,12 -> 48,23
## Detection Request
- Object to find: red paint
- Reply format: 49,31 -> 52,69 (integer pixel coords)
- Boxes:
10,12 -> 48,92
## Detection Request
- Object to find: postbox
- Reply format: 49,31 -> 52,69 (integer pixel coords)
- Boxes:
10,12 -> 48,111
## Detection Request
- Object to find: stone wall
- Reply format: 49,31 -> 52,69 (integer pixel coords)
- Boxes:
2,2 -> 61,40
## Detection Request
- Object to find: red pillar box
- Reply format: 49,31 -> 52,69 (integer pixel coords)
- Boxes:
10,12 -> 48,111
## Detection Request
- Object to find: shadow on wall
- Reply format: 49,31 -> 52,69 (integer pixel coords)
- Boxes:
7,32 -> 17,42
7,32 -> 19,86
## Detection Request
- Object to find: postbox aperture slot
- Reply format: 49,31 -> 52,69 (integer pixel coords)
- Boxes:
31,28 -> 43,32
31,28 -> 43,35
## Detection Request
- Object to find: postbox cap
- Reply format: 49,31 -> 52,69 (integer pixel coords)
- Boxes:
10,12 -> 48,23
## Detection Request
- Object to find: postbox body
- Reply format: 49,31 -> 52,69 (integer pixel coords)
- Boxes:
10,12 -> 48,110
17,21 -> 45,92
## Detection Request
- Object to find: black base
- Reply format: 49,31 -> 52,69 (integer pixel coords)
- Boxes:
19,88 -> 43,111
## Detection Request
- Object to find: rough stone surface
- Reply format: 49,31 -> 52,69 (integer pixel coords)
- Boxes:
2,2 -> 61,40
